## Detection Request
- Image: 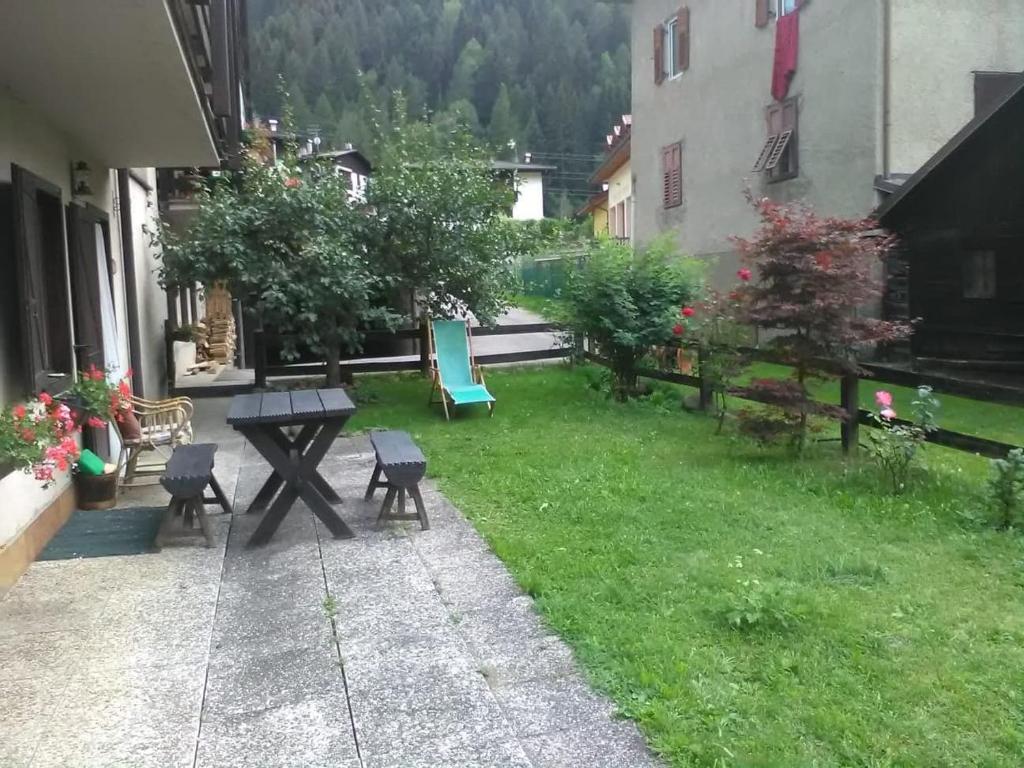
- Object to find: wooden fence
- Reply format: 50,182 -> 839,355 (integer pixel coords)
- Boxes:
251,323 -> 573,387
248,322 -> 1020,459
585,342 -> 1023,460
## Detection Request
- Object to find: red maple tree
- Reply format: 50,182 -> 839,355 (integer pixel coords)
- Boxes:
729,195 -> 912,448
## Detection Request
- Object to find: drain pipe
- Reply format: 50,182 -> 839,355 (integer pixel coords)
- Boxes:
116,169 -> 145,398
881,0 -> 892,179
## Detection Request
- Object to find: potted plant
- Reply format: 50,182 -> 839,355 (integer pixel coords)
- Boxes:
0,392 -> 80,488
63,366 -> 132,509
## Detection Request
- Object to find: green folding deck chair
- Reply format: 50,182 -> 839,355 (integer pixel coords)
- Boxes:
428,319 -> 495,420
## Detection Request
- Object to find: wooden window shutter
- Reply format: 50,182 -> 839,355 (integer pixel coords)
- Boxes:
11,165 -> 50,395
671,144 -> 682,207
662,144 -> 682,208
653,25 -> 665,84
756,0 -> 770,27
676,7 -> 690,72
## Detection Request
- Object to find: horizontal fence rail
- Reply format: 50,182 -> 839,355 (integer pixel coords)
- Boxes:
248,323 -> 1020,458
252,323 -> 572,387
584,343 -> 1023,460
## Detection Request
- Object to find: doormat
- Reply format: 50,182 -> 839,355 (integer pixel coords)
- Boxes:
37,507 -> 165,561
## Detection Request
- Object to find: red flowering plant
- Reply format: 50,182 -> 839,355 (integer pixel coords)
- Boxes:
63,365 -> 133,427
728,194 -> 912,450
688,291 -> 754,432
564,236 -> 702,400
0,366 -> 134,487
0,394 -> 80,487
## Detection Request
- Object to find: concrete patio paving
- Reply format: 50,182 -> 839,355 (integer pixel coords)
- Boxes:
1,398 -> 662,768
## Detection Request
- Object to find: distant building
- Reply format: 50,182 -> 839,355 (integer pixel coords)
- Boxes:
491,159 -> 556,220
630,0 -> 1024,289
578,115 -> 632,241
309,147 -> 372,203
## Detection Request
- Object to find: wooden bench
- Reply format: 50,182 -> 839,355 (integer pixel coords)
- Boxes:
157,443 -> 233,548
364,430 -> 429,530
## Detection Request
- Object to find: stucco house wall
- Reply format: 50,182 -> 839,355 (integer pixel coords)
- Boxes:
631,0 -> 880,285
631,0 -> 1023,290
888,0 -> 1024,173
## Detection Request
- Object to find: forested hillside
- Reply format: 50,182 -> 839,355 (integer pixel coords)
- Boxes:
247,0 -> 631,209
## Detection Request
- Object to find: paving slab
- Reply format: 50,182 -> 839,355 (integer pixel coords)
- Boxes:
0,406 -> 663,768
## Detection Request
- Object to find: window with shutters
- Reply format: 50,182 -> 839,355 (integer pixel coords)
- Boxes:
661,143 -> 683,209
753,98 -> 798,182
655,8 -> 689,83
775,0 -> 798,17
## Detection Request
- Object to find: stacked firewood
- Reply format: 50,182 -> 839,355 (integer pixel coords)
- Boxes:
201,282 -> 237,365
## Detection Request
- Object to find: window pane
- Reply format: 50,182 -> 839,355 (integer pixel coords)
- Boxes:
963,251 -> 997,299
664,19 -> 676,76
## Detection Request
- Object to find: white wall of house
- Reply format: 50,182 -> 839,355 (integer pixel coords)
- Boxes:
0,91 -> 165,555
512,171 -> 545,220
0,89 -> 113,548
888,0 -> 1024,173
127,171 -> 169,399
606,162 -> 633,241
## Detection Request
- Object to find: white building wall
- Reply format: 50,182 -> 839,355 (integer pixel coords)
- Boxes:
512,172 -> 545,220
0,89 -> 115,548
0,90 -> 164,554
127,171 -> 169,399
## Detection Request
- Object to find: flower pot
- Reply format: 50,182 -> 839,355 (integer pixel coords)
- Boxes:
75,471 -> 119,510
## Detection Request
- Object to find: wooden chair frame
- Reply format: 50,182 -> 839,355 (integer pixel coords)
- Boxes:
426,319 -> 494,421
119,395 -> 195,487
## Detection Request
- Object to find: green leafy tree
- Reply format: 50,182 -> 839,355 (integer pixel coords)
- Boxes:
366,119 -> 524,324
565,237 -> 702,401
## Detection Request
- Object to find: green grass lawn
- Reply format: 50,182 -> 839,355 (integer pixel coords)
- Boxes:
348,365 -> 1024,767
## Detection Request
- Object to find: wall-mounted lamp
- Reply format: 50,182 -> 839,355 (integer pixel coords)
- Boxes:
267,118 -> 279,133
71,161 -> 93,196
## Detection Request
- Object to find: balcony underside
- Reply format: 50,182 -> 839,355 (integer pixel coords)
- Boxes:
0,0 -> 218,168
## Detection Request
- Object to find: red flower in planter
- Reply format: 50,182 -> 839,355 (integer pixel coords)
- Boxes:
21,428 -> 36,443
737,268 -> 752,282
38,392 -> 53,406
672,323 -> 685,336
87,416 -> 107,429
12,404 -> 25,421
284,177 -> 301,189
681,307 -> 695,318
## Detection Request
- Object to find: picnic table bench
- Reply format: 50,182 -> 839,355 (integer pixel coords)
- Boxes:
157,443 -> 232,548
365,430 -> 429,530
227,389 -> 356,546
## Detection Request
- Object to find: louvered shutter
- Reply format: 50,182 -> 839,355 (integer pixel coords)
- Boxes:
654,25 -> 665,84
676,8 -> 690,72
756,0 -> 770,27
670,144 -> 682,207
661,146 -> 672,208
67,204 -> 106,371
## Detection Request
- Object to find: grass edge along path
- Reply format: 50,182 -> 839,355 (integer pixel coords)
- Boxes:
348,365 -> 1024,768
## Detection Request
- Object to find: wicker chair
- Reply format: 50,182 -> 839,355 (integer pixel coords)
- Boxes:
118,395 -> 195,486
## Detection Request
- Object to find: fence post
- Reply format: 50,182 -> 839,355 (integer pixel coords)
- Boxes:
697,345 -> 713,411
840,372 -> 859,455
254,330 -> 267,390
419,320 -> 430,377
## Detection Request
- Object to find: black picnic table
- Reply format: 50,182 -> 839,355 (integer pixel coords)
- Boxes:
227,389 -> 357,546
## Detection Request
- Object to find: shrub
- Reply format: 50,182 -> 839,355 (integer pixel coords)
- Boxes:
866,386 -> 940,494
564,237 -> 701,401
722,555 -> 802,631
729,195 -> 912,449
988,448 -> 1024,529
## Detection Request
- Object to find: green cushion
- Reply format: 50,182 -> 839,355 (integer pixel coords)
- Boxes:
77,449 -> 106,477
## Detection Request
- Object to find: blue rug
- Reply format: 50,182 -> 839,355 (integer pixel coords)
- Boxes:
37,507 -> 165,561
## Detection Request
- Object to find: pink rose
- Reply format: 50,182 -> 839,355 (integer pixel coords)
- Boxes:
737,268 -> 752,282
875,390 -> 893,408
880,407 -> 897,421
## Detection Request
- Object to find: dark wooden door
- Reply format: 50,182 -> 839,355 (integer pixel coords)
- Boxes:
67,203 -> 109,373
